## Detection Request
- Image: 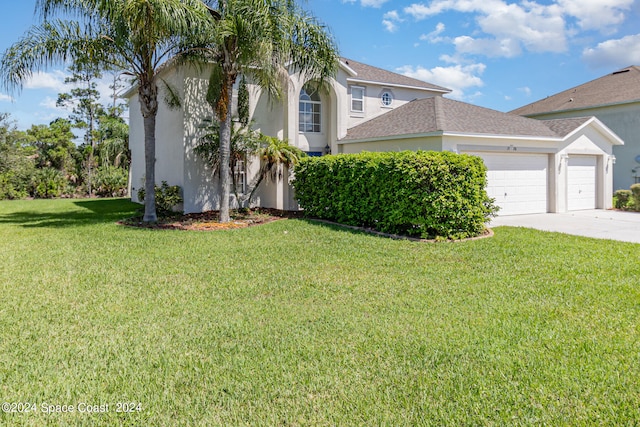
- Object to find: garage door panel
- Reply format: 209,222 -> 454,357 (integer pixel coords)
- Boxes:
568,156 -> 596,211
467,152 -> 548,216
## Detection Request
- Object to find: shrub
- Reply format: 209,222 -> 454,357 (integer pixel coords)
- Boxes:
631,184 -> 640,211
138,181 -> 183,214
0,172 -> 28,200
30,167 -> 67,198
292,151 -> 498,239
614,189 -> 633,210
93,166 -> 128,197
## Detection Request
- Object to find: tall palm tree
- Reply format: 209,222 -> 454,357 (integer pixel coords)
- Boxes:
1,0 -> 212,221
198,0 -> 339,222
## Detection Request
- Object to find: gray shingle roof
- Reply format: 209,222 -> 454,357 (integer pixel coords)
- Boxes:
341,96 -> 587,141
510,66 -> 640,116
342,58 -> 451,93
541,117 -> 592,137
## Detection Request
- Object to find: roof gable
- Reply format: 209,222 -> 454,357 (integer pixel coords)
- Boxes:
511,66 -> 640,116
341,58 -> 450,93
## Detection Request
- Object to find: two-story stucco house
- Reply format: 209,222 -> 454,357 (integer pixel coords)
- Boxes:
126,58 -> 623,216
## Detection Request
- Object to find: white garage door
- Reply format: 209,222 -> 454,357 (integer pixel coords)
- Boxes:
467,153 -> 548,216
568,156 -> 597,211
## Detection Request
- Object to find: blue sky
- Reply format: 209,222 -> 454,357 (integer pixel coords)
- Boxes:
2,0 -> 640,130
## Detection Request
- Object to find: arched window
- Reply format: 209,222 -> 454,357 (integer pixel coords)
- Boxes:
299,86 -> 321,133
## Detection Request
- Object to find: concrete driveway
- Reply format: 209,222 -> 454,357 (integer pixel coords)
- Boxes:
489,210 -> 640,244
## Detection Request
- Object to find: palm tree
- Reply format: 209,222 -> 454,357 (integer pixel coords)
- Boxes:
195,119 -> 305,209
196,0 -> 339,222
1,0 -> 212,222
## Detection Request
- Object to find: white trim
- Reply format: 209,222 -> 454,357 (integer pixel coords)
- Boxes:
558,117 -> 624,146
339,131 -> 444,145
457,144 -> 556,154
339,60 -> 358,77
346,78 -> 450,94
523,99 -> 640,119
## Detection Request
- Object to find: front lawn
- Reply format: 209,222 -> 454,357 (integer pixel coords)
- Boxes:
0,198 -> 638,426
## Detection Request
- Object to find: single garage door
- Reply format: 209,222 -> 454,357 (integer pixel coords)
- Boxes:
467,152 -> 548,216
567,156 -> 596,211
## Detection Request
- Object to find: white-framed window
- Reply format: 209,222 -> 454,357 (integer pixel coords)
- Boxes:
381,91 -> 393,107
299,86 -> 321,133
351,86 -> 365,113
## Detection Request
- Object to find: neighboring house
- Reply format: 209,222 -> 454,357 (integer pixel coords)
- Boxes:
511,66 -> 640,191
126,58 -> 622,216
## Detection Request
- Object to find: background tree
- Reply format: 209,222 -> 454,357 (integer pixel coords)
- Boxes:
193,0 -> 339,222
0,113 -> 35,199
96,108 -> 130,170
56,56 -> 105,194
1,0 -> 213,221
26,118 -> 77,180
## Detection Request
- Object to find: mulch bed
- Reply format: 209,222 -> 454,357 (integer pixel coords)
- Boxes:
118,208 -> 304,231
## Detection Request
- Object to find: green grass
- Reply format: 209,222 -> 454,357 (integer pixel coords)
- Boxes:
0,198 -> 638,426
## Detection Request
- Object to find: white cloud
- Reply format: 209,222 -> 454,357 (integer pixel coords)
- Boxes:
420,22 -> 446,43
362,0 -> 389,6
583,34 -> 640,69
382,10 -> 403,32
39,96 -> 62,110
343,0 -> 389,7
382,20 -> 397,32
518,86 -> 532,96
558,0 -> 633,32
404,0 -> 567,57
476,1 -> 566,53
397,62 -> 486,100
24,70 -> 68,92
0,93 -> 14,102
454,36 -> 523,57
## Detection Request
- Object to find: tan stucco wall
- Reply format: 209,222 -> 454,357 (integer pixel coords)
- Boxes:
339,136 -> 443,154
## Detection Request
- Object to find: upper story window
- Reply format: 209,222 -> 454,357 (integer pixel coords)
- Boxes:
299,86 -> 321,133
381,91 -> 393,107
351,86 -> 365,113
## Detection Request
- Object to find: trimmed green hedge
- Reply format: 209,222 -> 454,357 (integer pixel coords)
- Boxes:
292,151 -> 498,239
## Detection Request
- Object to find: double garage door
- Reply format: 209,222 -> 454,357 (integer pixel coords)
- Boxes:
466,152 -> 597,216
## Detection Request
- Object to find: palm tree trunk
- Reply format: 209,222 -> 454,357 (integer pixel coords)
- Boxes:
218,77 -> 234,223
140,79 -> 158,222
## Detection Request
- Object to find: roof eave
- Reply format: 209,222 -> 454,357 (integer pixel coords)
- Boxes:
441,131 -> 561,142
339,131 -> 444,144
339,60 -> 358,77
564,117 -> 624,146
346,78 -> 451,94
522,98 -> 640,118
